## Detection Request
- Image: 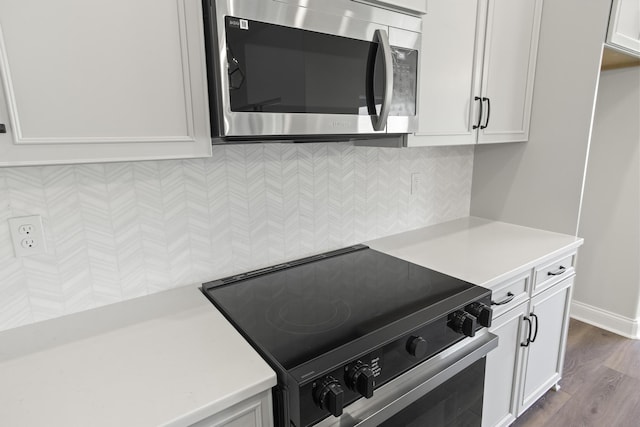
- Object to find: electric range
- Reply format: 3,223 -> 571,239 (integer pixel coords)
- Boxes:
202,244 -> 497,427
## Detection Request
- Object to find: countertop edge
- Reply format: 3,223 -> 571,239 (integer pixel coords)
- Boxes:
476,238 -> 584,289
0,285 -> 277,427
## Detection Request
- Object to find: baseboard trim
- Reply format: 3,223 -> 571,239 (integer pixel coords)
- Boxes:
570,300 -> 640,339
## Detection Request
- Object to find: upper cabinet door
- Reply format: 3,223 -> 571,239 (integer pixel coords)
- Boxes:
0,0 -> 211,166
406,0 -> 543,147
476,0 -> 543,144
606,0 -> 640,57
405,0 -> 481,147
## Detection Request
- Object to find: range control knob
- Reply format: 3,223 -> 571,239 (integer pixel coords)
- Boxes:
345,361 -> 375,398
449,310 -> 477,337
406,335 -> 428,358
465,302 -> 493,327
313,376 -> 344,417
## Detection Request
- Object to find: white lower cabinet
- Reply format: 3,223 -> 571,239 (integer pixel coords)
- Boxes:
190,390 -> 273,427
482,254 -> 576,427
518,276 -> 573,414
482,300 -> 528,427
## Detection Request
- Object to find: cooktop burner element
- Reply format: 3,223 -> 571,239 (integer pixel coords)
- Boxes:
202,245 -> 494,427
204,245 -> 476,369
266,296 -> 352,335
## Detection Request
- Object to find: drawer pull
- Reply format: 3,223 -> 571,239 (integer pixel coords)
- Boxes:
547,266 -> 566,276
492,292 -> 515,306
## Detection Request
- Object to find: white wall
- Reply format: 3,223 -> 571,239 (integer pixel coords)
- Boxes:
470,0 -> 612,236
0,143 -> 474,332
573,66 -> 640,334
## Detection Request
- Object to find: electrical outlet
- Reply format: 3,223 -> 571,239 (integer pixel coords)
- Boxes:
21,238 -> 36,248
411,173 -> 424,196
18,224 -> 34,235
9,215 -> 46,257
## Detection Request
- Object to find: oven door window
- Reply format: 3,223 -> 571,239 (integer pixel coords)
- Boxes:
379,359 -> 486,427
224,16 -> 390,115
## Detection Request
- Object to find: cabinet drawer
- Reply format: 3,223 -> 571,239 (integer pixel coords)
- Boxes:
491,273 -> 530,320
532,253 -> 575,295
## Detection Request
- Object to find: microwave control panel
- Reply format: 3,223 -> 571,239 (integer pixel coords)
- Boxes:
390,47 -> 418,117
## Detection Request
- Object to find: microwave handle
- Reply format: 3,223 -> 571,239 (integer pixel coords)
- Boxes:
372,29 -> 393,131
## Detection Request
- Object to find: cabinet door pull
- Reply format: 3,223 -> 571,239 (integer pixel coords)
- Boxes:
521,316 -> 532,347
480,97 -> 491,129
547,266 -> 566,276
530,313 -> 539,343
472,96 -> 483,129
0,124 -> 6,133
491,292 -> 515,306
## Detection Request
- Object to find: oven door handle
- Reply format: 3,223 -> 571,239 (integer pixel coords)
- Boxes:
371,29 -> 393,132
315,330 -> 498,427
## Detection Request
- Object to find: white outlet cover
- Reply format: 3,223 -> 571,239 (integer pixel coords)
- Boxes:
8,215 -> 46,257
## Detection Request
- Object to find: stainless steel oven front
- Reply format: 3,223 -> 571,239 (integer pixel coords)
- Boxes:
315,331 -> 498,427
202,0 -> 421,140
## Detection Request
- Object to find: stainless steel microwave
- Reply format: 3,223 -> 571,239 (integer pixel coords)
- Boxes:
202,0 -> 421,142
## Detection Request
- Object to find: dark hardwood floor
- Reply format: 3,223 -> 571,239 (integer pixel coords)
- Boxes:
512,319 -> 640,427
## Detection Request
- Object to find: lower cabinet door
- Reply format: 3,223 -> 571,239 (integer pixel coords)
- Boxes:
519,276 -> 573,414
482,301 -> 528,427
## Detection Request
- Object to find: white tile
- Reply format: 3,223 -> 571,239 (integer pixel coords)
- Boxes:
0,144 -> 474,332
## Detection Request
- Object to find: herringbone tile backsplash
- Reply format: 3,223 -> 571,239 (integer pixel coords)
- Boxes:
0,143 -> 473,332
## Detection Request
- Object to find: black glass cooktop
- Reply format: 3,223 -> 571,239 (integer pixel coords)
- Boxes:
202,246 -> 476,370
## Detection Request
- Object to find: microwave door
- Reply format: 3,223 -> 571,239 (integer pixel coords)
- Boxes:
211,1 -> 391,137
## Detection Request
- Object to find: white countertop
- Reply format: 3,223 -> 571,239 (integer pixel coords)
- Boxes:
0,216 -> 583,427
0,285 -> 276,427
367,216 -> 583,289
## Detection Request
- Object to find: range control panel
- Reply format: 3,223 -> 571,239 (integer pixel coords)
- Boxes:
297,294 -> 492,427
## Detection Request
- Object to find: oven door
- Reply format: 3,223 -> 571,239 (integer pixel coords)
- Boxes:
206,0 -> 419,138
316,331 -> 498,427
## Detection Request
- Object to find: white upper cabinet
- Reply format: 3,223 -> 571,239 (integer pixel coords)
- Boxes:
408,0 -> 480,146
477,0 -> 542,144
0,0 -> 211,166
606,0 -> 640,57
406,0 -> 543,146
